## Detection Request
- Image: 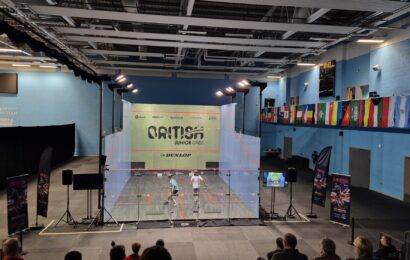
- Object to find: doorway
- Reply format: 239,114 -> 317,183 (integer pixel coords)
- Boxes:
404,157 -> 410,202
284,137 -> 292,159
349,147 -> 371,188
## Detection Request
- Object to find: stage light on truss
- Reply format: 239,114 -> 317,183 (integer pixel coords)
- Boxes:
115,74 -> 125,82
131,88 -> 139,94
225,86 -> 235,93
241,79 -> 250,86
297,63 -> 316,66
357,39 -> 384,43
216,90 -> 224,97
125,83 -> 133,89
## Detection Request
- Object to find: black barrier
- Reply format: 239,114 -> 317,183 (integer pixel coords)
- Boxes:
73,174 -> 104,190
0,124 -> 75,189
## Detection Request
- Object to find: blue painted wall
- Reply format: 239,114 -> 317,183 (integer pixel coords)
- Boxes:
0,71 -> 121,155
261,38 -> 410,200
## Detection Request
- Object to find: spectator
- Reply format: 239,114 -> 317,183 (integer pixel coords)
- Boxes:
351,236 -> 373,260
110,245 -> 126,260
155,239 -> 165,247
125,242 -> 141,260
374,234 -> 399,260
64,251 -> 82,260
257,237 -> 284,260
141,246 -> 171,260
272,233 -> 308,260
2,238 -> 23,260
313,238 -> 341,260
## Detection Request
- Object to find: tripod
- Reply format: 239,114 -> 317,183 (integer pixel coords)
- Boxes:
55,184 -> 77,228
285,182 -> 302,220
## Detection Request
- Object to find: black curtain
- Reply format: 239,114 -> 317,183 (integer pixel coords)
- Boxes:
0,124 -> 75,188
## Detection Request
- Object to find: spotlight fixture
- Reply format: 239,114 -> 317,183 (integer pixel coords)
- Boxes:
297,63 -> 315,66
357,39 -> 384,43
225,86 -> 235,93
241,79 -> 250,86
115,74 -> 125,81
267,75 -> 281,79
40,65 -> 58,68
125,83 -> 133,89
0,48 -> 23,53
216,90 -> 224,97
131,89 -> 139,94
12,64 -> 31,67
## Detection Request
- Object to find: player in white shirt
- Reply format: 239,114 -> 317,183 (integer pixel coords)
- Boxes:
190,170 -> 206,205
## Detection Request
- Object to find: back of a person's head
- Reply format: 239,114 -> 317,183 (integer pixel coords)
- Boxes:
276,237 -> 284,250
284,233 -> 297,249
110,245 -> 126,260
155,239 -> 165,247
320,238 -> 336,256
3,238 -> 20,257
354,236 -> 373,257
141,246 -> 171,260
65,250 -> 82,260
381,234 -> 392,246
132,242 -> 141,254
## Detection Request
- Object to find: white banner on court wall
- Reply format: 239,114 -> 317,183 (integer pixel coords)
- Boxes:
131,104 -> 220,169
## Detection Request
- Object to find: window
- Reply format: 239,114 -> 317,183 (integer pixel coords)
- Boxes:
346,86 -> 356,100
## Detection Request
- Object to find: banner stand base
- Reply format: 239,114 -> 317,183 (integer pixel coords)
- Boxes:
306,213 -> 318,218
29,224 -> 44,231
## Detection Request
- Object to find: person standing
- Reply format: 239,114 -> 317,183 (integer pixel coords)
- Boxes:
166,174 -> 179,206
190,170 -> 206,206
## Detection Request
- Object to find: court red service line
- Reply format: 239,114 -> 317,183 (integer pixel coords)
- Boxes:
178,192 -> 187,221
131,110 -> 220,115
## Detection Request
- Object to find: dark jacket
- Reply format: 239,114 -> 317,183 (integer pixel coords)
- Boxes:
313,254 -> 341,260
267,249 -> 283,260
272,249 -> 308,260
374,245 -> 399,260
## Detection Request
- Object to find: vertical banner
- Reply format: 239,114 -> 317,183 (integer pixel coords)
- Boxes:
312,146 -> 332,207
330,174 -> 351,226
37,147 -> 53,217
7,174 -> 29,235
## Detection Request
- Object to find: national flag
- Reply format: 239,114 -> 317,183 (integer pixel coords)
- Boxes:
394,96 -> 410,128
282,106 -> 289,124
340,101 -> 351,126
290,105 -> 297,124
358,100 -> 365,127
350,100 -> 360,127
261,108 -> 268,122
388,96 -> 396,127
368,98 -> 382,127
380,97 -> 391,128
273,107 -> 278,123
296,105 -> 304,124
330,101 -> 339,126
325,102 -> 332,125
305,104 -> 315,124
363,99 -> 371,127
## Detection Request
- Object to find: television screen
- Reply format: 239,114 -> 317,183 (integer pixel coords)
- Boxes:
0,73 -> 18,94
319,60 -> 336,98
263,172 -> 288,188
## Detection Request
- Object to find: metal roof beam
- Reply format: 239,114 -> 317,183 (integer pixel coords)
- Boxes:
54,27 -> 324,48
200,0 -> 408,13
81,49 -> 166,58
30,5 -> 358,34
64,35 -> 311,53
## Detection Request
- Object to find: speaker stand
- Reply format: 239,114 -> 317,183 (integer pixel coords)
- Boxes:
87,206 -> 119,231
285,182 -> 302,220
55,185 -> 77,228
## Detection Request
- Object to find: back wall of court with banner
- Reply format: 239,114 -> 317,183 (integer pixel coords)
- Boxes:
131,104 -> 220,169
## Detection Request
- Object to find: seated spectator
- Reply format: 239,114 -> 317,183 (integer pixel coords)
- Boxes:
155,239 -> 165,247
313,238 -> 341,260
110,245 -> 126,260
2,238 -> 23,260
349,236 -> 373,260
272,233 -> 308,260
374,234 -> 399,260
141,246 -> 171,260
125,242 -> 141,260
267,237 -> 284,260
64,251 -> 82,260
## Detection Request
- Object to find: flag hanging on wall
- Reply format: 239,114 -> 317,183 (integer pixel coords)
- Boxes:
380,97 -> 392,128
330,101 -> 339,126
290,105 -> 297,124
303,104 -> 315,124
368,98 -> 383,127
312,146 -> 332,207
272,107 -> 278,123
340,101 -> 351,126
296,105 -> 304,124
282,106 -> 289,124
330,174 -> 351,226
325,102 -> 332,125
349,100 -> 360,127
394,96 -> 410,128
317,103 -> 327,125
387,96 -> 396,127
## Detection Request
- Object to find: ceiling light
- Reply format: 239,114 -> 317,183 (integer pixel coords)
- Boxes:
0,48 -> 23,53
357,39 -> 385,43
126,83 -> 133,89
178,30 -> 207,35
115,74 -> 124,81
216,90 -> 224,97
12,64 -> 31,67
225,33 -> 253,38
131,89 -> 138,94
267,75 -> 281,79
238,82 -> 245,87
225,86 -> 235,93
241,80 -> 250,86
297,63 -> 316,66
39,65 -> 57,68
